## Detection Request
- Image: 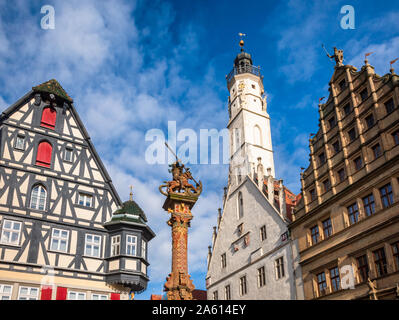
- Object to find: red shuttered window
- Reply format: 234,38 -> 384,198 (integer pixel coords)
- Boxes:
40,286 -> 52,300
36,141 -> 52,167
41,107 -> 57,129
56,287 -> 67,300
110,293 -> 120,300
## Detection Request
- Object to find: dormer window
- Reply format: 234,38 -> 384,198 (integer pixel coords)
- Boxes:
41,107 -> 57,129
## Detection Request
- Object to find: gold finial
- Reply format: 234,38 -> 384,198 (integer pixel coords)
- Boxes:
238,33 -> 246,51
129,185 -> 133,201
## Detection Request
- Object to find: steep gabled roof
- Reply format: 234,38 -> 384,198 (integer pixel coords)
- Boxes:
0,79 -> 122,206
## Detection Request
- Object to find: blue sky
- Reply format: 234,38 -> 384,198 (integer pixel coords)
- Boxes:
0,0 -> 398,300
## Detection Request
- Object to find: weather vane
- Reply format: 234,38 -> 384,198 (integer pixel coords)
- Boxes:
390,58 -> 398,73
238,33 -> 246,51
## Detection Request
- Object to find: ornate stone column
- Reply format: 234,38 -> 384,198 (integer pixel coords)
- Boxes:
159,161 -> 202,300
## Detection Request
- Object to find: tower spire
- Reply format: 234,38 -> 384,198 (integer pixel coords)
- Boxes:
129,185 -> 133,201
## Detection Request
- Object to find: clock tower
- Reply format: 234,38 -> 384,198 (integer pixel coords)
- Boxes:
226,40 -> 275,181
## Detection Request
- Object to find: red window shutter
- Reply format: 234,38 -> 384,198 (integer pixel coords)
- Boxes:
110,293 -> 120,300
56,287 -> 67,300
40,286 -> 52,300
41,107 -> 57,129
36,141 -> 52,167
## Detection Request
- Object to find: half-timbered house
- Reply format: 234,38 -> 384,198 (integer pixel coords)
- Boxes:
0,79 -> 155,300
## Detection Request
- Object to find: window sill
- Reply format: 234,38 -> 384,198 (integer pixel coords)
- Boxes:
47,248 -> 70,255
75,204 -> 94,211
83,254 -> 103,260
0,242 -> 21,248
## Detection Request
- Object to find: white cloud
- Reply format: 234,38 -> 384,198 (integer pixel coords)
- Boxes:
348,37 -> 399,76
273,0 -> 333,82
0,96 -> 7,109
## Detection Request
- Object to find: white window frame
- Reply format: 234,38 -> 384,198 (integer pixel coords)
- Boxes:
91,293 -> 108,300
78,193 -> 93,207
111,235 -> 120,257
141,239 -> 146,258
18,286 -> 39,300
15,135 -> 25,150
67,291 -> 86,300
126,235 -> 137,256
1,220 -> 22,245
84,234 -> 101,258
64,148 -> 73,162
30,185 -> 47,211
0,284 -> 13,300
50,228 -> 69,252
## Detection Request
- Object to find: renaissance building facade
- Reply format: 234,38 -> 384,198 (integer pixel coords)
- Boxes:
205,42 -> 304,300
0,80 -> 155,300
290,51 -> 399,299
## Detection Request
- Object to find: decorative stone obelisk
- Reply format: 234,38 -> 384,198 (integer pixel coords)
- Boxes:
159,161 -> 202,300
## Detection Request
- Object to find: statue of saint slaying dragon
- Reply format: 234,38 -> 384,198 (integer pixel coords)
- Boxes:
159,161 -> 202,197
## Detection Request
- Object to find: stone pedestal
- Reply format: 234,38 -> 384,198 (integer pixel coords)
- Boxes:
163,194 -> 198,300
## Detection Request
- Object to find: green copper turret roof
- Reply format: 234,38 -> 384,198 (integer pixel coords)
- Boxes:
111,199 -> 148,224
32,79 -> 73,103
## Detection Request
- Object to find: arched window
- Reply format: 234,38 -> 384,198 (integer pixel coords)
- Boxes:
254,125 -> 262,146
36,141 -> 52,168
30,185 -> 47,211
41,107 -> 57,129
238,192 -> 244,219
